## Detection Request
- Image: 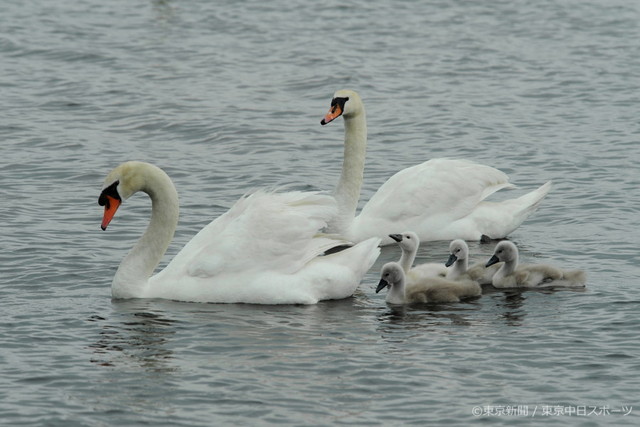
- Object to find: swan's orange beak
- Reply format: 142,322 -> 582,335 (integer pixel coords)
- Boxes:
100,195 -> 121,231
320,103 -> 343,125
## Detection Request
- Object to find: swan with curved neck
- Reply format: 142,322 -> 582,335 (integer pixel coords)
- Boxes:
320,89 -> 552,245
99,161 -> 381,304
486,241 -> 586,288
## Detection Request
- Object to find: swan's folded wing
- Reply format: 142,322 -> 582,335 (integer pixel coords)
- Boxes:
521,264 -> 563,286
162,190 -> 342,279
358,158 -> 513,225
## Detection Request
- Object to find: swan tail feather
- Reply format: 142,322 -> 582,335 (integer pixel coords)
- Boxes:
561,270 -> 587,287
327,237 -> 381,269
310,237 -> 381,301
474,181 -> 552,239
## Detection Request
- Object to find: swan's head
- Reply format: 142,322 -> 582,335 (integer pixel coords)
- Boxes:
446,239 -> 469,266
320,89 -> 364,125
486,241 -> 518,267
98,161 -> 153,230
376,262 -> 404,293
389,231 -> 419,253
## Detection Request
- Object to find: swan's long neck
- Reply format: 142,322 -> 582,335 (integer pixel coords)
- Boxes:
450,257 -> 469,280
327,110 -> 367,235
495,253 -> 518,282
387,276 -> 406,305
111,168 -> 179,299
399,247 -> 417,272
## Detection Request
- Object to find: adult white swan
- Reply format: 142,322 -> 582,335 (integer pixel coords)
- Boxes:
320,89 -> 552,245
98,161 -> 380,304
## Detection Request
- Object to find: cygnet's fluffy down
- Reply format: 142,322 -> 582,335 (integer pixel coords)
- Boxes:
445,239 -> 500,285
486,241 -> 586,288
389,232 -> 448,281
376,262 -> 481,304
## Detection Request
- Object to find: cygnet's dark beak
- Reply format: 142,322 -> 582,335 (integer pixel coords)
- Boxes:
376,279 -> 390,293
445,254 -> 458,267
389,234 -> 403,243
486,255 -> 500,267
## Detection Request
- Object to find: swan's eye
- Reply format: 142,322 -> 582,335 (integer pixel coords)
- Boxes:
99,181 -> 121,206
332,96 -> 348,104
330,96 -> 349,112
406,235 -> 411,239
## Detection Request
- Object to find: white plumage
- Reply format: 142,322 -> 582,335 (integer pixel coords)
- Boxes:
321,89 -> 552,245
99,161 -> 380,304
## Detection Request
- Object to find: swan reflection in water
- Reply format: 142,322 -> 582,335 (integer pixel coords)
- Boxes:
87,301 -> 177,372
494,291 -> 528,327
486,285 -> 585,327
376,303 -> 478,329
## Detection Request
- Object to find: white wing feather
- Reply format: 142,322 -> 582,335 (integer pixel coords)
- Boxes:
352,159 -> 514,240
157,191 -> 341,280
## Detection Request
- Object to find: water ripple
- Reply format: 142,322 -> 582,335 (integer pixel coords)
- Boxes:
2,0 -> 640,425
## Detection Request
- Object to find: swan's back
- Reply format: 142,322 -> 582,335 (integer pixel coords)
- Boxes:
159,237 -> 380,304
407,264 -> 448,282
160,191 -> 338,278
150,191 -> 380,304
489,241 -> 587,289
351,159 -> 515,242
510,264 -> 586,288
406,276 -> 481,303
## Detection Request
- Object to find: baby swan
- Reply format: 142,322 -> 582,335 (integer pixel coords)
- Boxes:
389,231 -> 448,280
376,262 -> 481,304
445,239 -> 500,285
486,241 -> 586,288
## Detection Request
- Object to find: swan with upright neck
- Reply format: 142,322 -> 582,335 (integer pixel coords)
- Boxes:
485,241 -> 586,288
320,89 -> 552,245
99,161 -> 381,304
445,239 -> 501,285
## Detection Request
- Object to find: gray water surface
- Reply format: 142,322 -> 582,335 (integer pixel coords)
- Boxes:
2,0 -> 639,425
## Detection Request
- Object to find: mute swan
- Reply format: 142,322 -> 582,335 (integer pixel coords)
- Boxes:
445,239 -> 501,285
320,89 -> 552,245
376,262 -> 481,304
389,231 -> 448,280
485,241 -> 586,288
98,161 -> 381,304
